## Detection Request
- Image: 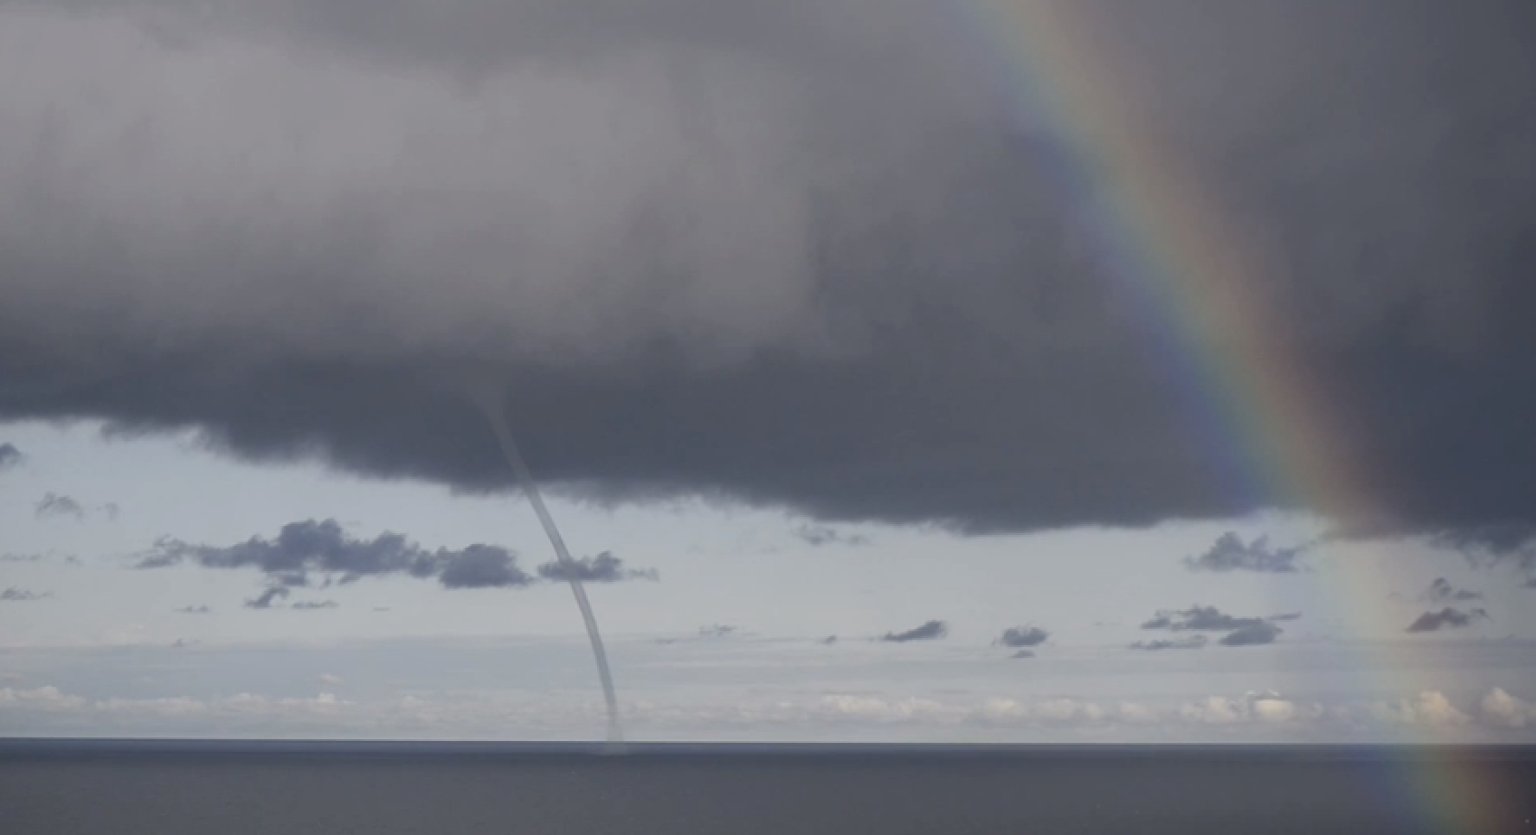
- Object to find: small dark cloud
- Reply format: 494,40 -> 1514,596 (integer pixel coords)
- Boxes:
1130,635 -> 1209,651
437,545 -> 530,589
998,626 -> 1050,648
0,443 -> 21,472
819,635 -> 838,645
1010,649 -> 1036,659
244,587 -> 290,609
536,551 -> 657,583
171,638 -> 198,649
1184,533 -> 1305,573
291,600 -> 339,610
793,524 -> 870,547
97,502 -> 121,521
1406,607 -> 1489,633
698,624 -> 737,639
174,605 -> 211,614
881,620 -> 947,643
1422,577 -> 1483,603
34,492 -> 85,521
1,587 -> 52,602
1141,605 -> 1266,632
1268,612 -> 1303,622
1219,621 -> 1283,646
0,553 -> 46,563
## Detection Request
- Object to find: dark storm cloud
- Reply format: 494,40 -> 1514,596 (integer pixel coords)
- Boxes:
1141,606 -> 1267,632
881,620 -> 947,643
34,492 -> 85,521
1422,577 -> 1483,603
1,587 -> 52,602
998,626 -> 1050,648
1219,621 -> 1283,646
1406,607 -> 1489,633
536,551 -> 657,583
137,517 -> 651,591
1129,635 -> 1208,651
0,443 -> 21,472
1184,533 -> 1305,573
0,1 -> 1533,537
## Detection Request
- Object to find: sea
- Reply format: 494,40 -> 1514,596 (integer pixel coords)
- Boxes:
3,740 -> 1534,834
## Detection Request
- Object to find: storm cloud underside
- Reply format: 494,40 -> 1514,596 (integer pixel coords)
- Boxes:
0,0 -> 1532,539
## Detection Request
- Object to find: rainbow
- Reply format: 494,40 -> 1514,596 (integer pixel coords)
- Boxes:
941,0 -> 1511,829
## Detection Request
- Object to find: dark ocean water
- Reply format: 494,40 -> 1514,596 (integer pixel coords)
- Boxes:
3,740 -> 1534,834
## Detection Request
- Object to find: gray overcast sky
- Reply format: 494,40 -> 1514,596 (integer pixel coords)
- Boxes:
1,0 -> 1535,741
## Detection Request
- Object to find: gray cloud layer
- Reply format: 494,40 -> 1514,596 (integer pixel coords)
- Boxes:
1184,533 -> 1305,573
0,1 -> 1532,539
137,518 -> 650,592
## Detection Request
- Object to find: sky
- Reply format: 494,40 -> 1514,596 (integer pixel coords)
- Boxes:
1,0 -> 1535,742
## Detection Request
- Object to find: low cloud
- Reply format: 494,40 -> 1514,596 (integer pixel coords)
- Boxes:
880,620 -> 947,643
1480,688 -> 1534,729
536,551 -> 657,583
1422,577 -> 1482,603
1219,621 -> 1283,646
244,587 -> 289,609
136,518 -> 654,595
437,546 -> 530,589
1010,649 -> 1035,659
1130,635 -> 1209,651
34,492 -> 85,520
0,443 -> 21,472
291,600 -> 339,610
1184,533 -> 1305,573
1406,607 -> 1488,633
1,587 -> 52,602
998,626 -> 1050,648
793,524 -> 870,547
1142,605 -> 1291,647
1141,605 -> 1264,632
174,605 -> 211,614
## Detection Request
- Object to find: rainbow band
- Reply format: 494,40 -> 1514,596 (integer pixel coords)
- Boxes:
947,1 -> 1507,829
